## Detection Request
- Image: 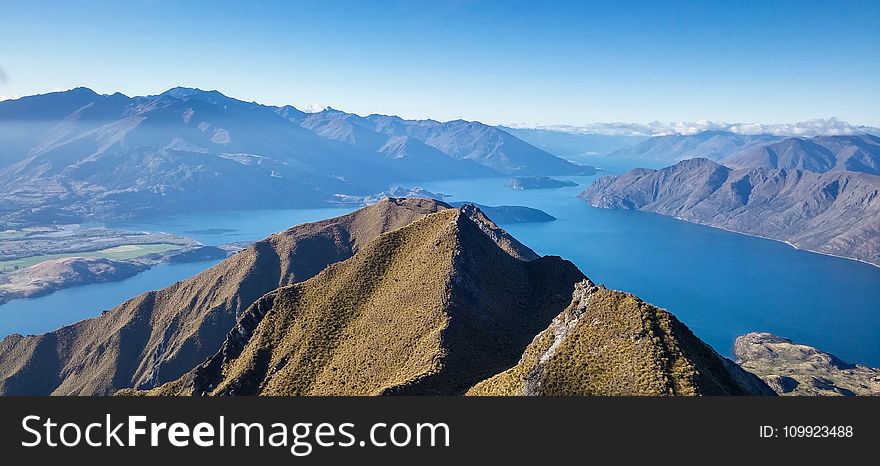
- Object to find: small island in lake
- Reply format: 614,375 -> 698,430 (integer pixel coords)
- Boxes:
449,202 -> 556,223
508,176 -> 578,190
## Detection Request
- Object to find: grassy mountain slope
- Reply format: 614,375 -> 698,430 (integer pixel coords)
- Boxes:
735,332 -> 880,396
468,280 -> 774,396
0,198 -> 451,395
143,208 -> 584,395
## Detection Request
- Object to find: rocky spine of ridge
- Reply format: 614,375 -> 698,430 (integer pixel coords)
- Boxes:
137,208 -> 586,396
467,280 -> 775,396
0,198 -> 452,395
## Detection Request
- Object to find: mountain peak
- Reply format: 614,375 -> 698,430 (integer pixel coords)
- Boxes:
160,86 -> 231,101
68,86 -> 99,96
161,86 -> 207,97
670,157 -> 721,169
139,205 -> 586,396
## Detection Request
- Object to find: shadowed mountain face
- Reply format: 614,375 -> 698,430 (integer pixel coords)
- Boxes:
0,88 -> 585,226
581,158 -> 880,266
0,198 -> 454,395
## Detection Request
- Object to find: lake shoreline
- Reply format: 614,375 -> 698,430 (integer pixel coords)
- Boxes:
667,215 -> 880,270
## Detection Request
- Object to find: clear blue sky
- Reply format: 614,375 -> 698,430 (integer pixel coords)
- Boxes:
1,0 -> 877,126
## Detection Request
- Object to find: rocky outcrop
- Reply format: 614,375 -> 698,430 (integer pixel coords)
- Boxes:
735,332 -> 880,396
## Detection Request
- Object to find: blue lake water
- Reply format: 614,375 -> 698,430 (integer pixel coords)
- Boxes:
0,260 -> 222,337
1,171 -> 879,366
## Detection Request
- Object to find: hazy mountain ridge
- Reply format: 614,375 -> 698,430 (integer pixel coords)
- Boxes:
362,114 -> 594,175
606,131 -> 880,176
296,108 -> 499,178
497,126 -> 644,156
0,88 -> 587,226
293,109 -> 595,175
722,134 -> 880,175
608,131 -> 780,162
581,158 -> 880,266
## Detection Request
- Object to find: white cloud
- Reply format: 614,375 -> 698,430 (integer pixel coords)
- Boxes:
506,118 -> 879,137
302,104 -> 328,113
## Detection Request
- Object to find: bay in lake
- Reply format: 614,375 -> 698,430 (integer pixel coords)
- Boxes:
1,167 -> 878,366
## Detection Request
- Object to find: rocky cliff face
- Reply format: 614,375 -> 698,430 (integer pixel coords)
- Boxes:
581,158 -> 880,266
468,280 -> 774,396
735,332 -> 880,396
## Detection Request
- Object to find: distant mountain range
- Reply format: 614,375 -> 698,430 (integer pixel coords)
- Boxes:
0,199 -> 771,396
722,134 -> 880,175
497,126 -> 645,157
0,88 -> 593,226
582,158 -> 880,266
607,131 -> 780,162
605,131 -> 880,176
